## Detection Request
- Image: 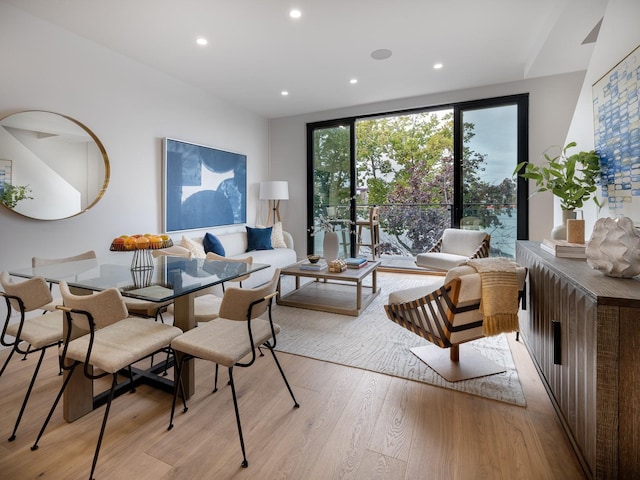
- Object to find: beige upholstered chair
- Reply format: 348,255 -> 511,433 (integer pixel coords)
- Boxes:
356,206 -> 381,260
167,253 -> 253,323
168,269 -> 299,468
0,272 -> 64,441
31,281 -> 182,480
415,228 -> 490,272
125,246 -> 191,322
31,250 -> 97,312
385,261 -> 526,381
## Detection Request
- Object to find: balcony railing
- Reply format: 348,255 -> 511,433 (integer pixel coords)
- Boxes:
313,202 -> 517,260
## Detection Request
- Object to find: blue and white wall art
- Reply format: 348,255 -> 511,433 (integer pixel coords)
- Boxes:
592,43 -> 640,219
164,138 -> 247,232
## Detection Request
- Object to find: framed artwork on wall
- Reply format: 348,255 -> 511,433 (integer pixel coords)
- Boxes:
163,138 -> 247,232
0,159 -> 11,193
592,44 -> 640,216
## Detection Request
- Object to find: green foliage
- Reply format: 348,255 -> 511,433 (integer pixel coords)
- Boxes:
513,142 -> 601,211
356,112 -> 516,252
0,184 -> 33,209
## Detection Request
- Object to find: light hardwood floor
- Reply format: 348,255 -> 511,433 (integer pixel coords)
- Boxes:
0,309 -> 585,479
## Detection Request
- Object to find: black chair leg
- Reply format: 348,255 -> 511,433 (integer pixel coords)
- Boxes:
162,348 -> 171,376
57,341 -> 63,375
267,348 -> 300,408
9,348 -> 46,441
228,367 -> 248,468
168,356 -> 188,430
21,344 -> 31,361
88,375 -> 118,480
126,366 -> 136,393
0,347 -> 16,377
32,362 -> 78,451
212,363 -> 219,393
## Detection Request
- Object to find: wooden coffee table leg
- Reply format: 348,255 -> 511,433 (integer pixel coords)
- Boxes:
372,268 -> 377,292
356,280 -> 362,310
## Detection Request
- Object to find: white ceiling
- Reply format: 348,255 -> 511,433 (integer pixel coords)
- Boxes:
4,0 -> 608,119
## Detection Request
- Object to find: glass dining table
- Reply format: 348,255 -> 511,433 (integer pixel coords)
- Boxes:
9,254 -> 269,422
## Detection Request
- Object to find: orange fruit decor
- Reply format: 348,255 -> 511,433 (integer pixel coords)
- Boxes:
135,236 -> 150,249
110,234 -> 173,252
148,236 -> 163,248
124,237 -> 137,251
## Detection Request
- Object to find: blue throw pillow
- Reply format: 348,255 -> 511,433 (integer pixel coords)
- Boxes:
203,232 -> 226,256
246,226 -> 273,251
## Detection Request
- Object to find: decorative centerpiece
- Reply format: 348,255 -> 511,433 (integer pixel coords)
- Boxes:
110,234 -> 173,270
586,217 -> 640,278
514,142 -> 601,241
328,258 -> 347,273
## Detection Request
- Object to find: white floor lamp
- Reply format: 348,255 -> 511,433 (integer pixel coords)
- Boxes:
259,180 -> 289,226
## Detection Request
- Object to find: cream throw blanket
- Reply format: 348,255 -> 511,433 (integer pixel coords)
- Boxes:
464,257 -> 520,336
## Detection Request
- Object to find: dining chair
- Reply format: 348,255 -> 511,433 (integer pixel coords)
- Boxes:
168,268 -> 299,468
31,250 -> 97,312
125,246 -> 192,323
167,253 -> 253,323
30,281 -> 183,480
0,272 -> 64,441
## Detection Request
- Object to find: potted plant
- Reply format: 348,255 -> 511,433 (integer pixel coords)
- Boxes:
0,184 -> 33,209
513,142 -> 601,240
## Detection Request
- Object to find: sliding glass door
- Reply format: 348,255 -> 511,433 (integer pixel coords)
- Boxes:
457,96 -> 528,256
307,94 -> 528,265
307,119 -> 355,256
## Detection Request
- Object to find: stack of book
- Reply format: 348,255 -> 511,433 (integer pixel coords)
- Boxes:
345,257 -> 368,269
300,260 -> 328,271
540,238 -> 586,258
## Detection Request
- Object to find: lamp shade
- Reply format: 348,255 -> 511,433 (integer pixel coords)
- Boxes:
259,181 -> 289,200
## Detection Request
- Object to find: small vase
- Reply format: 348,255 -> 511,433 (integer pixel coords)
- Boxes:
551,210 -> 576,241
323,231 -> 340,262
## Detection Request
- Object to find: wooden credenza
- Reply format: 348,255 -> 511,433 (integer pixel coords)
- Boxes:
516,241 -> 640,479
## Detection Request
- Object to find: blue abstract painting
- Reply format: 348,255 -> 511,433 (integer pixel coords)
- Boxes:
592,44 -> 640,214
164,138 -> 246,232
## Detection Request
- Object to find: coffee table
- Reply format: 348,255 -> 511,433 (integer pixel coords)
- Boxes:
276,260 -> 380,316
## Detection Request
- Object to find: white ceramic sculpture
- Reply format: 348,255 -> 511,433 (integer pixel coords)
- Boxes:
586,217 -> 640,278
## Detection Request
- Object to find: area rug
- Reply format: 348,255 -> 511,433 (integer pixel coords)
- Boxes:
273,274 -> 526,406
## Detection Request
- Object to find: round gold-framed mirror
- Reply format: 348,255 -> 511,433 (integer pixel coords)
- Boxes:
0,110 -> 110,220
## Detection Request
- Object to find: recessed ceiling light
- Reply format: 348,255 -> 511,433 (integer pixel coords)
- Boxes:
371,49 -> 392,60
196,37 -> 208,46
289,9 -> 302,19
350,78 -> 358,84
281,91 -> 289,96
433,63 -> 443,69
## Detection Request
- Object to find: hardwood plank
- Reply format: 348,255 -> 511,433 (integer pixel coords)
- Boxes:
367,376 -> 418,462
355,450 -> 407,480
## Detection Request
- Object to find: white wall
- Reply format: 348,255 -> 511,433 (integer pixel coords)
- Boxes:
565,0 -> 640,232
270,72 -> 586,254
0,4 -> 269,273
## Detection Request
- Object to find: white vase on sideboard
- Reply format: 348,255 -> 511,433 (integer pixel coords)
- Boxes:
551,210 -> 576,241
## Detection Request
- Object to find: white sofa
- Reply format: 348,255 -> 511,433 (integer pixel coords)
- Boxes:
174,227 -> 297,294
